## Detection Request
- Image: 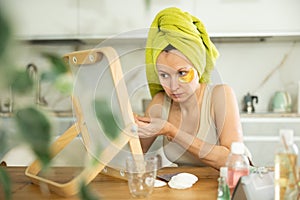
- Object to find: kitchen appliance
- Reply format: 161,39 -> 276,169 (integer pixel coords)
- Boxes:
242,93 -> 258,113
271,91 -> 292,113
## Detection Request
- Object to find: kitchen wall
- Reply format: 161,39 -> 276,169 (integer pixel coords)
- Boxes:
11,39 -> 300,115
1,0 -> 300,167
216,41 -> 300,113
2,0 -> 299,114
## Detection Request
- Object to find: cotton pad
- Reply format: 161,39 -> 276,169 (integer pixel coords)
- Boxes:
168,172 -> 198,189
154,179 -> 167,187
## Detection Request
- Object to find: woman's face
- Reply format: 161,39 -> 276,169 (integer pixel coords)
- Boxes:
156,50 -> 200,102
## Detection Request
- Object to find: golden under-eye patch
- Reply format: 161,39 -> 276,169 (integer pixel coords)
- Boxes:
178,68 -> 195,83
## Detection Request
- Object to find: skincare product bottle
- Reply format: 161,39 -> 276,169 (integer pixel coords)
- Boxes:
274,129 -> 299,200
225,142 -> 250,196
217,167 -> 230,200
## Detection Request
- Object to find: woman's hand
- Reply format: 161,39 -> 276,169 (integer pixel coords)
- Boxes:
135,115 -> 173,138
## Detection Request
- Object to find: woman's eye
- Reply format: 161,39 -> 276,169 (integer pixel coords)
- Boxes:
178,71 -> 188,77
159,73 -> 169,78
178,68 -> 195,83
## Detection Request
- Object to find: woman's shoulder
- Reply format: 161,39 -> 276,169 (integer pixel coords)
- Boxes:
210,84 -> 234,95
144,92 -> 167,118
152,92 -> 166,104
209,84 -> 236,103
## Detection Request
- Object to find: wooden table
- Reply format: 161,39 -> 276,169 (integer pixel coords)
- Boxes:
2,166 -> 219,200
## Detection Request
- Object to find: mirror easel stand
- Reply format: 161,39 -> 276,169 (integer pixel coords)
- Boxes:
25,47 -> 144,197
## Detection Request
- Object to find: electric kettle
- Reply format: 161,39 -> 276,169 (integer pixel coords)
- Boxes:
271,91 -> 292,113
242,93 -> 258,113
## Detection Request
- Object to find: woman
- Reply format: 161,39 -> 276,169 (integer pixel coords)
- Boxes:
135,7 -> 248,170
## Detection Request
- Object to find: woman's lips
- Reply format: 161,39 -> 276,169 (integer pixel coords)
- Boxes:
171,93 -> 183,98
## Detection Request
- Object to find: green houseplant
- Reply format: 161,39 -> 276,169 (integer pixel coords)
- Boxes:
0,6 -> 106,200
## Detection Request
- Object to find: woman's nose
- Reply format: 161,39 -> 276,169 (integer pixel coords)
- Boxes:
170,76 -> 179,91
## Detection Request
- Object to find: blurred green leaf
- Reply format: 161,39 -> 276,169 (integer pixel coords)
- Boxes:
43,53 -> 68,75
14,107 -> 52,168
11,70 -> 33,94
79,181 -> 100,200
94,99 -> 121,140
0,129 -> 8,160
40,53 -> 73,96
40,68 -> 59,83
54,73 -> 73,95
40,71 -> 56,82
0,9 -> 11,59
0,167 -> 11,200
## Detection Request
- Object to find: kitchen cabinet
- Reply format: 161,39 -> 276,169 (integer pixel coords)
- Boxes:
3,0 -> 78,39
71,0 -> 196,39
3,0 -> 300,44
241,114 -> 300,167
78,0 -> 146,37
4,0 -> 196,40
194,0 -> 300,34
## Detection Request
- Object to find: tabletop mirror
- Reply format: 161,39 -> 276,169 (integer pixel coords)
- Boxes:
25,46 -> 145,197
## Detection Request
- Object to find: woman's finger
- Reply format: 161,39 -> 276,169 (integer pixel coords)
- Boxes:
136,116 -> 151,123
136,120 -> 149,126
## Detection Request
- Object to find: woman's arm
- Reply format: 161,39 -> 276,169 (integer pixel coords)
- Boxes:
137,117 -> 230,169
137,85 -> 244,169
212,84 -> 244,150
167,84 -> 243,169
167,127 -> 231,169
138,92 -> 165,153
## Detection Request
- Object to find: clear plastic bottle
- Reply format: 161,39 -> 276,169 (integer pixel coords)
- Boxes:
274,129 -> 299,200
225,142 -> 250,196
217,167 -> 230,200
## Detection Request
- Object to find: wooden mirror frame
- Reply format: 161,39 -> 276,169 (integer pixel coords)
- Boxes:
25,47 -> 144,197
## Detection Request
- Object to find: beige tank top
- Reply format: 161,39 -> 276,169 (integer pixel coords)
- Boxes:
162,85 -> 219,166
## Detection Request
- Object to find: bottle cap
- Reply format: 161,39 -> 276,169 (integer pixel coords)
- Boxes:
231,142 -> 245,155
279,129 -> 294,145
220,167 -> 228,178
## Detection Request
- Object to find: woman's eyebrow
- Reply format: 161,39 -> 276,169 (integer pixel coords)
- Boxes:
177,66 -> 191,71
157,69 -> 168,73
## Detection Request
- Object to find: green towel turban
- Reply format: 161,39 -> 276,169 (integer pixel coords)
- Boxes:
145,7 -> 219,97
